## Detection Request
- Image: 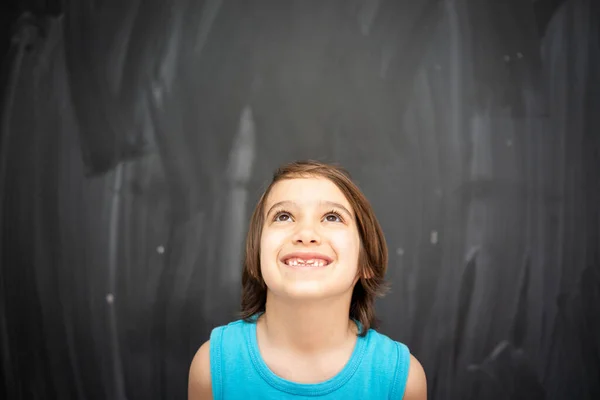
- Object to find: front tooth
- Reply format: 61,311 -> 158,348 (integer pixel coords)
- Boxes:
286,258 -> 330,266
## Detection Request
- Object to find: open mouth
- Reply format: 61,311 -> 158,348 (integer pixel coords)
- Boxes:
284,258 -> 330,267
281,253 -> 333,268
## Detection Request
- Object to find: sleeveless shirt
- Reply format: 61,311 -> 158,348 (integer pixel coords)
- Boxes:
209,318 -> 410,399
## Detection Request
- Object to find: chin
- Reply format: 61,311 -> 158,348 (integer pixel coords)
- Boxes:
267,283 -> 325,299
285,287 -> 331,300
268,281 -> 353,302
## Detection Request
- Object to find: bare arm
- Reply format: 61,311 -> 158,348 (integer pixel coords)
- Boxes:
188,340 -> 213,400
403,354 -> 427,400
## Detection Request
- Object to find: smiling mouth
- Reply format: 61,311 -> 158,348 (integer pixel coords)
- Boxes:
282,257 -> 331,267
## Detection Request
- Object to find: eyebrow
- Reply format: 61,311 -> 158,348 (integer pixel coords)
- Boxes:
265,200 -> 354,219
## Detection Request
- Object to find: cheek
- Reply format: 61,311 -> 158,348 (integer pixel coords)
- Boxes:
259,230 -> 282,262
259,235 -> 270,265
331,231 -> 361,263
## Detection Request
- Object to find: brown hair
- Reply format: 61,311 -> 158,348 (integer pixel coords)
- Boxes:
240,160 -> 389,335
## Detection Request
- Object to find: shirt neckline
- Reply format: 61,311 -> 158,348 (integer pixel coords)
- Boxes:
243,315 -> 369,396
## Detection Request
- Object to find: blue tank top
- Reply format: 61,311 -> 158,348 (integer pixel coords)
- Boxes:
209,317 -> 410,399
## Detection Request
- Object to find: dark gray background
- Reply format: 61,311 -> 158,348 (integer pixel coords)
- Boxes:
0,0 -> 599,399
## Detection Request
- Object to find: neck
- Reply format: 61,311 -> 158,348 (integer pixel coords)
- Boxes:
259,292 -> 357,354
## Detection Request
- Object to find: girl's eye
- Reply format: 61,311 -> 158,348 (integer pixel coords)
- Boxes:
274,212 -> 292,222
324,212 -> 343,223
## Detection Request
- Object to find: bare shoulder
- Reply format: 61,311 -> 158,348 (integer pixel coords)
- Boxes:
188,340 -> 213,400
402,354 -> 427,400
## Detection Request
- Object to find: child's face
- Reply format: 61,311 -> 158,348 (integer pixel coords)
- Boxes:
259,177 -> 361,301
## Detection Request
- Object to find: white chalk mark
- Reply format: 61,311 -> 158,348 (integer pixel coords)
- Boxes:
221,106 -> 257,288
380,44 -> 395,78
194,0 -> 223,54
358,0 -> 381,36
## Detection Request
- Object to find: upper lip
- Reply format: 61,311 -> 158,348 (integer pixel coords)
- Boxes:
280,252 -> 334,264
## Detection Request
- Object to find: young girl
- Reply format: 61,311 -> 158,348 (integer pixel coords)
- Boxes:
189,161 -> 427,399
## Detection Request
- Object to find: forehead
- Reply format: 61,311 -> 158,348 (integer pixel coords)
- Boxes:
265,177 -> 352,209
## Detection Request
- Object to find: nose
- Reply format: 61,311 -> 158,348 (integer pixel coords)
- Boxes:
293,223 -> 321,245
